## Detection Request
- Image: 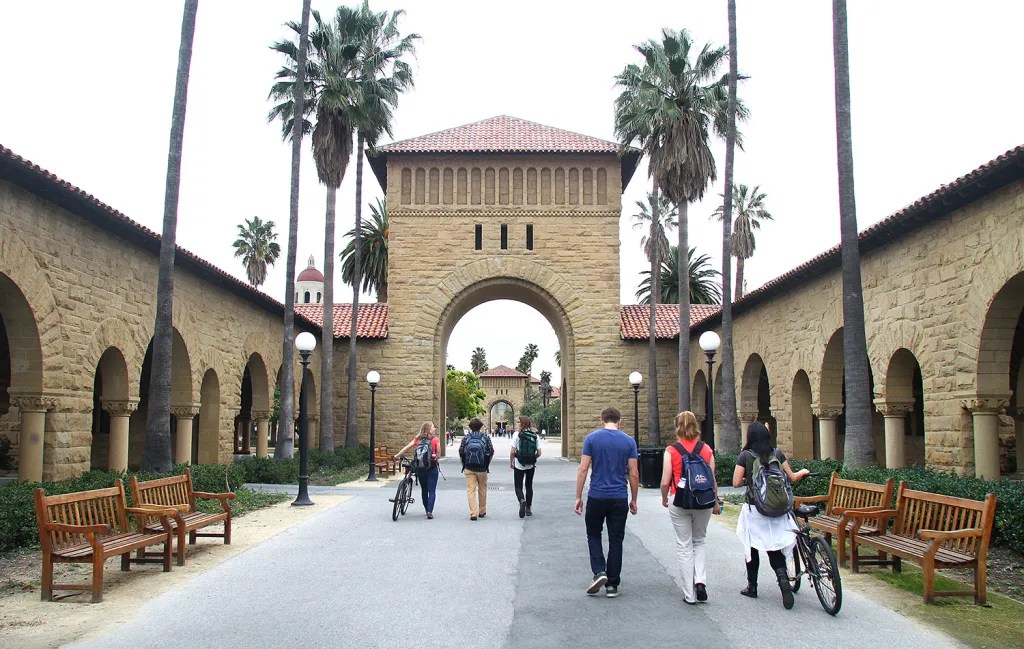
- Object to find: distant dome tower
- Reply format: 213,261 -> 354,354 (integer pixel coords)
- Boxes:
295,255 -> 324,304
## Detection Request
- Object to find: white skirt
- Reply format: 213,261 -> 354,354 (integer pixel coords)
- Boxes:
736,502 -> 798,562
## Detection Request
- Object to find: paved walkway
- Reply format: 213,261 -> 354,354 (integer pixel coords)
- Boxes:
68,438 -> 962,649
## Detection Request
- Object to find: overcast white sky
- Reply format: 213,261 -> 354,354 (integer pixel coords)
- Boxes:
2,1 -> 1022,389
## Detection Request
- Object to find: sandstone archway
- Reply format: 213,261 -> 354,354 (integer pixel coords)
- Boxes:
691,370 -> 708,442
90,347 -> 130,469
130,330 -> 194,469
486,397 -> 516,434
791,370 -> 814,460
881,349 -> 925,467
197,369 -> 220,464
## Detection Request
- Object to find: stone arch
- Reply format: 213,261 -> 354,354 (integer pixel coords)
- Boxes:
82,317 -> 142,397
196,368 -> 220,464
486,397 -> 515,433
868,319 -> 927,399
427,258 -> 585,457
90,346 -> 130,469
301,366 -> 318,450
819,328 -> 845,408
245,353 -> 271,413
881,348 -> 926,467
691,370 -> 707,419
974,272 -> 1024,397
791,370 -> 814,459
740,353 -> 767,414
129,328 -> 194,469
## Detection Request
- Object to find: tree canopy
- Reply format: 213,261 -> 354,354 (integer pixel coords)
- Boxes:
445,369 -> 486,427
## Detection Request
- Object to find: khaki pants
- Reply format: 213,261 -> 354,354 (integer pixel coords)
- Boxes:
465,470 -> 488,516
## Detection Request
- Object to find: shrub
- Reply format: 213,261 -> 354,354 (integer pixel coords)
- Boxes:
237,455 -> 298,485
0,436 -> 13,470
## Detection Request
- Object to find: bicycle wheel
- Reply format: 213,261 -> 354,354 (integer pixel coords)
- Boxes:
791,545 -> 802,593
392,480 -> 407,521
810,537 -> 842,615
400,478 -> 412,515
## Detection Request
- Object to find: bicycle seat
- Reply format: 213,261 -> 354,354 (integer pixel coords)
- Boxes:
794,504 -> 820,519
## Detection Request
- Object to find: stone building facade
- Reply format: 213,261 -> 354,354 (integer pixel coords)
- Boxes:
478,365 -> 529,431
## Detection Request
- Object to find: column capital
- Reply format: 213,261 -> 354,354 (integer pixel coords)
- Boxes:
170,404 -> 201,419
10,393 -> 57,413
308,415 -> 320,423
739,411 -> 759,423
960,394 -> 1010,415
695,413 -> 706,423
874,398 -> 914,417
811,403 -> 843,419
102,399 -> 140,416
251,409 -> 273,421
712,414 -> 722,425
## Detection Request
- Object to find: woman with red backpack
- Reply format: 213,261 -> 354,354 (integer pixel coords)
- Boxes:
394,422 -> 440,519
732,421 -> 809,609
660,411 -> 720,605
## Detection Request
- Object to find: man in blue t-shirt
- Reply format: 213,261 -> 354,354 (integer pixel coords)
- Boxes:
574,406 -> 639,598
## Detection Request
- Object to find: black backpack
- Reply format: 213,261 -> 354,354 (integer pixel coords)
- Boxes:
517,430 -> 539,465
463,432 -> 487,470
411,438 -> 433,473
671,441 -> 716,509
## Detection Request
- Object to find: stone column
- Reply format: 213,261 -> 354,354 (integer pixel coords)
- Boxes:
739,411 -> 758,448
252,410 -> 272,458
11,394 -> 56,482
171,405 -> 201,465
812,404 -> 843,460
962,396 -> 1009,480
1015,408 -> 1024,477
712,414 -> 722,449
101,399 -> 139,471
874,399 -> 914,469
308,416 -> 320,451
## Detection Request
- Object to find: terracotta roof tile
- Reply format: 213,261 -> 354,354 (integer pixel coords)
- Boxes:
479,364 -> 528,378
619,304 -> 721,340
293,303 -> 388,339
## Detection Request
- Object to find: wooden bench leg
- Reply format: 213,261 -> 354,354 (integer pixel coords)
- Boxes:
176,529 -> 187,567
92,557 -> 105,603
834,531 -> 846,567
41,556 -> 53,602
121,552 -> 131,571
224,517 -> 231,545
189,530 -> 197,545
975,564 -> 987,605
163,538 -> 173,573
922,556 -> 935,604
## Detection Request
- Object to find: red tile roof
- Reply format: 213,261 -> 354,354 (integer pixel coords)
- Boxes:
479,364 -> 528,378
366,115 -> 642,192
551,386 -> 560,399
619,304 -> 721,340
294,303 -> 388,339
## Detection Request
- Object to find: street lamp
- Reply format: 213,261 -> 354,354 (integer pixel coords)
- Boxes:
629,371 -> 642,447
293,331 -> 317,506
366,370 -> 380,481
698,331 -> 721,450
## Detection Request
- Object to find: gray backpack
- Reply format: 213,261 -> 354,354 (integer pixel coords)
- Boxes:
749,451 -> 793,517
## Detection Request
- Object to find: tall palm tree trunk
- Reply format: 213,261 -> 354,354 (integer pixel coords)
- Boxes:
718,0 -> 741,452
320,186 -> 336,451
276,0 -> 313,459
142,0 -> 198,473
346,133 -> 365,448
735,256 -> 745,301
647,180 -> 662,445
833,0 -> 874,467
678,200 -> 690,413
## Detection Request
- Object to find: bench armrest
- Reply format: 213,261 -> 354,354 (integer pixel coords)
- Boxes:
844,508 -> 897,520
793,494 -> 829,506
918,528 -> 984,541
833,505 -> 883,516
193,491 -> 235,501
126,506 -> 179,517
46,522 -> 111,536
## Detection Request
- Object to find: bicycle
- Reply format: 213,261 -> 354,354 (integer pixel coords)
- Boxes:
789,476 -> 843,615
388,456 -> 416,521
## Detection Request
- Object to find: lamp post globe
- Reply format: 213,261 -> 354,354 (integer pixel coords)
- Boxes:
293,332 -> 317,506
366,370 -> 380,481
698,331 -> 720,353
628,372 -> 642,447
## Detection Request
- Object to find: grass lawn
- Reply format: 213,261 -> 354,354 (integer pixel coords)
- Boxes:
311,464 -> 370,486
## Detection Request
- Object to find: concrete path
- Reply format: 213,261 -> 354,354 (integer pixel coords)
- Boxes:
67,438 -> 962,649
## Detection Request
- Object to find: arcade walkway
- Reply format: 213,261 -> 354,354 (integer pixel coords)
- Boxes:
68,438 -> 961,649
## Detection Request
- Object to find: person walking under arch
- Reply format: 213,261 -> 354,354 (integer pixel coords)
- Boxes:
460,417 -> 494,520
394,422 -> 440,519
575,407 -> 639,598
660,411 -> 720,604
511,415 -> 542,518
732,421 -> 809,608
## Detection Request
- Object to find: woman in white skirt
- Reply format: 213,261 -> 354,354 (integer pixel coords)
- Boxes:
732,421 -> 809,609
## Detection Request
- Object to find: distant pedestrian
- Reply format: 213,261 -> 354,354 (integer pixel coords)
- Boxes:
511,415 -> 542,518
460,417 -> 494,520
732,421 -> 809,609
574,407 -> 639,598
394,422 -> 440,519
660,411 -> 719,604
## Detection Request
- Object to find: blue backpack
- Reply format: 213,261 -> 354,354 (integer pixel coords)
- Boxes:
463,432 -> 487,471
672,441 -> 716,509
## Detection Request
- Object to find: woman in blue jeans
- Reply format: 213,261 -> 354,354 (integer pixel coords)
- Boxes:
395,422 -> 440,519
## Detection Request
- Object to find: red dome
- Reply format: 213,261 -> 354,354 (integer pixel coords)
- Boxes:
297,267 -> 324,282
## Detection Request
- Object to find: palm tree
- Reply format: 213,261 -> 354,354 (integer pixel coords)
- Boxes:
833,0 -> 874,467
142,0 -> 199,473
340,197 -> 389,301
554,349 -> 560,368
470,347 -> 488,375
343,2 -> 419,449
516,343 -> 540,375
615,28 -> 746,418
232,216 -> 282,288
265,0 -> 313,459
636,246 -> 721,306
712,184 -> 772,300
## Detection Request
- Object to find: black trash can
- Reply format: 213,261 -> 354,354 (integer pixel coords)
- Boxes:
638,447 -> 663,489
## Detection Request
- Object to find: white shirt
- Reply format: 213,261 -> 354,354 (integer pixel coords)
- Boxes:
512,430 -> 538,470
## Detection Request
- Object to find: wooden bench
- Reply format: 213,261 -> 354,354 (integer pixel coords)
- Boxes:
374,445 -> 397,476
793,472 -> 896,566
129,468 -> 234,567
33,481 -> 175,603
849,483 -> 997,604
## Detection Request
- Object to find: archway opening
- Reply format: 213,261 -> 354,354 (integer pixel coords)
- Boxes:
884,348 -> 926,467
197,369 -> 220,464
89,347 -> 128,469
235,366 -> 252,454
0,274 -> 44,467
487,399 -> 515,435
692,370 -> 708,443
791,370 -> 814,460
130,332 -> 193,469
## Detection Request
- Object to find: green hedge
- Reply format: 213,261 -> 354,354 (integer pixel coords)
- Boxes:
235,446 -> 369,485
713,451 -> 1024,554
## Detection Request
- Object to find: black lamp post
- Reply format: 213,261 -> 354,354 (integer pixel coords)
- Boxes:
293,332 -> 317,506
629,371 -> 642,447
698,331 -> 721,450
366,370 -> 380,481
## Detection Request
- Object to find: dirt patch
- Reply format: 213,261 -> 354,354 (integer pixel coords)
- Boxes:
0,495 -> 351,649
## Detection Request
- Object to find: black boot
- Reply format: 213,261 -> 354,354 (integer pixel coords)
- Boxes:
740,582 -> 757,598
775,567 -> 794,609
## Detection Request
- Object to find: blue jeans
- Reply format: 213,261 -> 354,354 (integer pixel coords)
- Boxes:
419,467 -> 439,513
585,497 -> 628,587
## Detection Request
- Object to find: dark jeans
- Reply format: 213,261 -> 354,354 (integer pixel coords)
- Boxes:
746,548 -> 787,583
585,497 -> 628,587
513,467 -> 535,506
419,467 -> 439,513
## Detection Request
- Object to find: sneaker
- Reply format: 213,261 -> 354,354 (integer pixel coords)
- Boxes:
605,586 -> 620,598
525,506 -> 533,516
426,512 -> 433,520
587,572 -> 608,595
519,500 -> 527,518
695,583 -> 708,602
479,512 -> 486,518
470,515 -> 477,521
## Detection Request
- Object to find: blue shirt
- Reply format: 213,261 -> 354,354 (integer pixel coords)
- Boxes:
581,428 -> 639,499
